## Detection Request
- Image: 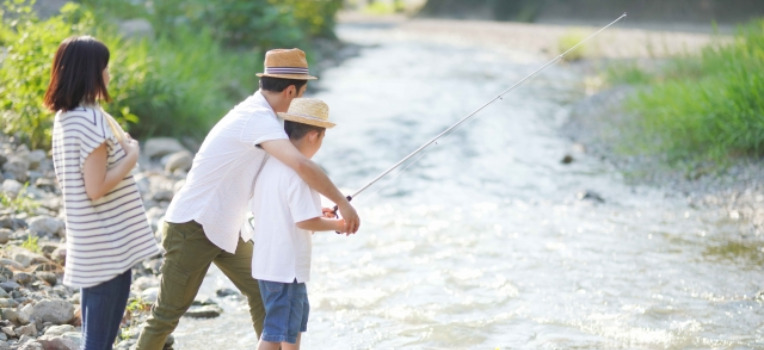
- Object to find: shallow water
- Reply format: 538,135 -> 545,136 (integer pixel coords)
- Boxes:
172,21 -> 764,349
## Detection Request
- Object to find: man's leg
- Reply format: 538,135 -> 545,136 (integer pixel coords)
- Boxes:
214,237 -> 266,336
136,221 -> 221,350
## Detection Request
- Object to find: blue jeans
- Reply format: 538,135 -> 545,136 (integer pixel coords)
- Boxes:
80,269 -> 132,350
258,280 -> 309,344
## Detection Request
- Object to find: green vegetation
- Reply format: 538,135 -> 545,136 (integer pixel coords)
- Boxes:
557,29 -> 589,61
0,0 -> 343,149
0,182 -> 39,215
21,233 -> 40,252
607,19 -> 764,165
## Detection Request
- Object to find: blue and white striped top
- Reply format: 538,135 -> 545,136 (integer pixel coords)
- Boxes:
51,105 -> 161,288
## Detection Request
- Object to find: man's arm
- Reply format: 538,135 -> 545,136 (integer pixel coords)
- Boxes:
260,139 -> 360,233
296,217 -> 345,233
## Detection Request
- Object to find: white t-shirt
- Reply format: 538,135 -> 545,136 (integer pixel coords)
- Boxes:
164,91 -> 287,253
51,105 -> 161,288
251,157 -> 322,283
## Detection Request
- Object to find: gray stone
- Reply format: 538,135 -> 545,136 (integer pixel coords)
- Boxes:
33,272 -> 57,286
132,276 -> 159,291
1,180 -> 23,199
2,157 -> 29,183
25,150 -> 46,171
18,339 -> 44,350
1,308 -> 20,324
14,323 -> 36,337
0,229 -> 9,244
183,304 -> 223,318
27,216 -> 65,237
143,138 -> 186,159
38,333 -> 79,350
0,281 -> 20,292
0,266 -> 12,280
140,287 -> 160,304
13,272 -> 34,285
13,251 -> 46,268
0,217 -> 12,229
17,299 -> 74,325
43,324 -> 75,336
0,288 -> 8,298
163,151 -> 193,173
50,248 -> 66,265
0,332 -> 6,341
1,326 -> 14,337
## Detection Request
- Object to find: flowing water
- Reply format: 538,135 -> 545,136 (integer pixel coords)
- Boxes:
171,21 -> 763,349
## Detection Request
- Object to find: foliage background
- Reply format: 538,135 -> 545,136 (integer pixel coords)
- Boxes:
0,0 -> 343,149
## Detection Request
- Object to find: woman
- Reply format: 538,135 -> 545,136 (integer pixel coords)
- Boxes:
44,35 -> 161,350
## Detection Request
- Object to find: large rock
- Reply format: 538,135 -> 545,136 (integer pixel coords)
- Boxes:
0,228 -> 10,244
18,299 -> 74,325
27,216 -> 65,237
163,151 -> 193,173
38,332 -> 80,350
26,150 -> 47,171
2,156 -> 29,183
143,138 -> 187,159
1,179 -> 23,199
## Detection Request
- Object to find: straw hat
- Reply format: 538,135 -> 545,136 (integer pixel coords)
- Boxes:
278,98 -> 335,128
256,48 -> 317,80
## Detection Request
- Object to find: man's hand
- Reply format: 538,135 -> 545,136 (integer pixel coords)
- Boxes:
336,200 -> 359,234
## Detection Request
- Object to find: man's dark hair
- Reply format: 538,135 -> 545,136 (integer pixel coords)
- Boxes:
44,36 -> 111,112
259,76 -> 308,93
284,120 -> 325,141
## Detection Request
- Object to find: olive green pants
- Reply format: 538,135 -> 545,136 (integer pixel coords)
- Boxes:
135,221 -> 264,350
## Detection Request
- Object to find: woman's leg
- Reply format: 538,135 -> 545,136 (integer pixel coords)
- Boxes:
80,269 -> 132,350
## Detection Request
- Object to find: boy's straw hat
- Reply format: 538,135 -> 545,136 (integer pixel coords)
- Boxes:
256,48 -> 317,80
278,98 -> 335,128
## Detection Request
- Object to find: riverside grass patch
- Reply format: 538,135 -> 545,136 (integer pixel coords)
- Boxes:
616,19 -> 764,165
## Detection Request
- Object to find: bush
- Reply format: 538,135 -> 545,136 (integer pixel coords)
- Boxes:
623,19 -> 764,163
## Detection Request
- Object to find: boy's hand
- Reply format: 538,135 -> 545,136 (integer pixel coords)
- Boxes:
335,219 -> 348,235
322,207 -> 336,218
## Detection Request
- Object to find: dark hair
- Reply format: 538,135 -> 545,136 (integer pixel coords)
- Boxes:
284,120 -> 325,141
259,76 -> 308,93
44,36 -> 111,112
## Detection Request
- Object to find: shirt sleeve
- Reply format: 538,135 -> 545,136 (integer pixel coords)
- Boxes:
240,108 -> 288,147
78,108 -> 111,165
287,175 -> 322,224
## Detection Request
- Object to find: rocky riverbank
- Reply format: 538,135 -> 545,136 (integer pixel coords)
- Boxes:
0,135 -> 230,350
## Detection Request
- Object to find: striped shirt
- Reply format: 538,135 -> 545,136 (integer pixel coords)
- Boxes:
51,105 -> 161,288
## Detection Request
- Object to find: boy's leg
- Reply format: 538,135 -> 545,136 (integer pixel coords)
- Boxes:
213,237 -> 265,336
136,221 -> 221,350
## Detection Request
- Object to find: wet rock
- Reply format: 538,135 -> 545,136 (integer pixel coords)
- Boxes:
561,154 -> 574,164
163,151 -> 193,173
144,138 -> 187,159
184,304 -> 223,318
216,288 -> 240,298
577,190 -> 605,203
27,216 -> 65,237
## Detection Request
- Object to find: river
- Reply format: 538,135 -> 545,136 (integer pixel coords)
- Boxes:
170,19 -> 763,350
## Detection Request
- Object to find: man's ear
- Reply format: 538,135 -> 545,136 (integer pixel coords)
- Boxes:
284,85 -> 296,98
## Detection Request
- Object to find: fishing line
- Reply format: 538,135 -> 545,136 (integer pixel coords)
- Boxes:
335,12 -> 627,214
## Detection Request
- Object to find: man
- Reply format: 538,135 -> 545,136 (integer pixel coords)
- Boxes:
136,48 -> 360,349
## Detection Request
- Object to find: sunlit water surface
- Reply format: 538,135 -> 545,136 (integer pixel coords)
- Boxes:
171,22 -> 764,350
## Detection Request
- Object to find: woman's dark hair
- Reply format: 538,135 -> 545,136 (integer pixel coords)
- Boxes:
284,120 -> 325,141
43,36 -> 111,112
259,76 -> 308,93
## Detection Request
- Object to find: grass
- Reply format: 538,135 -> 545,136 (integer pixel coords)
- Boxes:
606,19 -> 764,166
0,183 -> 39,215
558,29 -> 590,61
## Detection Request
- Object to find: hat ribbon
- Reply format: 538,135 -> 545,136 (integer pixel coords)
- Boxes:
284,112 -> 328,124
265,67 -> 310,75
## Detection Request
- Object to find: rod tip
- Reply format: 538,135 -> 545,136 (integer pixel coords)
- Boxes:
622,12 -> 628,17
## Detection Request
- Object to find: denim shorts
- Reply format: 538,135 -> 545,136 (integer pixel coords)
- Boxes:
258,280 -> 309,344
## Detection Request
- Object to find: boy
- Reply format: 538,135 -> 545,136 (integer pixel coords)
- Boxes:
250,98 -> 345,350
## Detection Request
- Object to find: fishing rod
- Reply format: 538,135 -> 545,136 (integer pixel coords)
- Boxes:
335,12 -> 627,215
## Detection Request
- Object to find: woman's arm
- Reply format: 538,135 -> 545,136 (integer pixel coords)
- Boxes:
83,136 -> 139,201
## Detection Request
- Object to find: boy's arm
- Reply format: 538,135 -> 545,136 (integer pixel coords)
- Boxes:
260,139 -> 360,233
296,217 -> 346,233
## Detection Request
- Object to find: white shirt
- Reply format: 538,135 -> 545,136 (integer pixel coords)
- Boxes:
51,106 -> 161,288
251,157 -> 321,283
165,91 -> 287,253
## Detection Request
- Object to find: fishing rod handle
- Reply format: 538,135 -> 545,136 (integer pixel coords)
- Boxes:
333,195 -> 353,234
